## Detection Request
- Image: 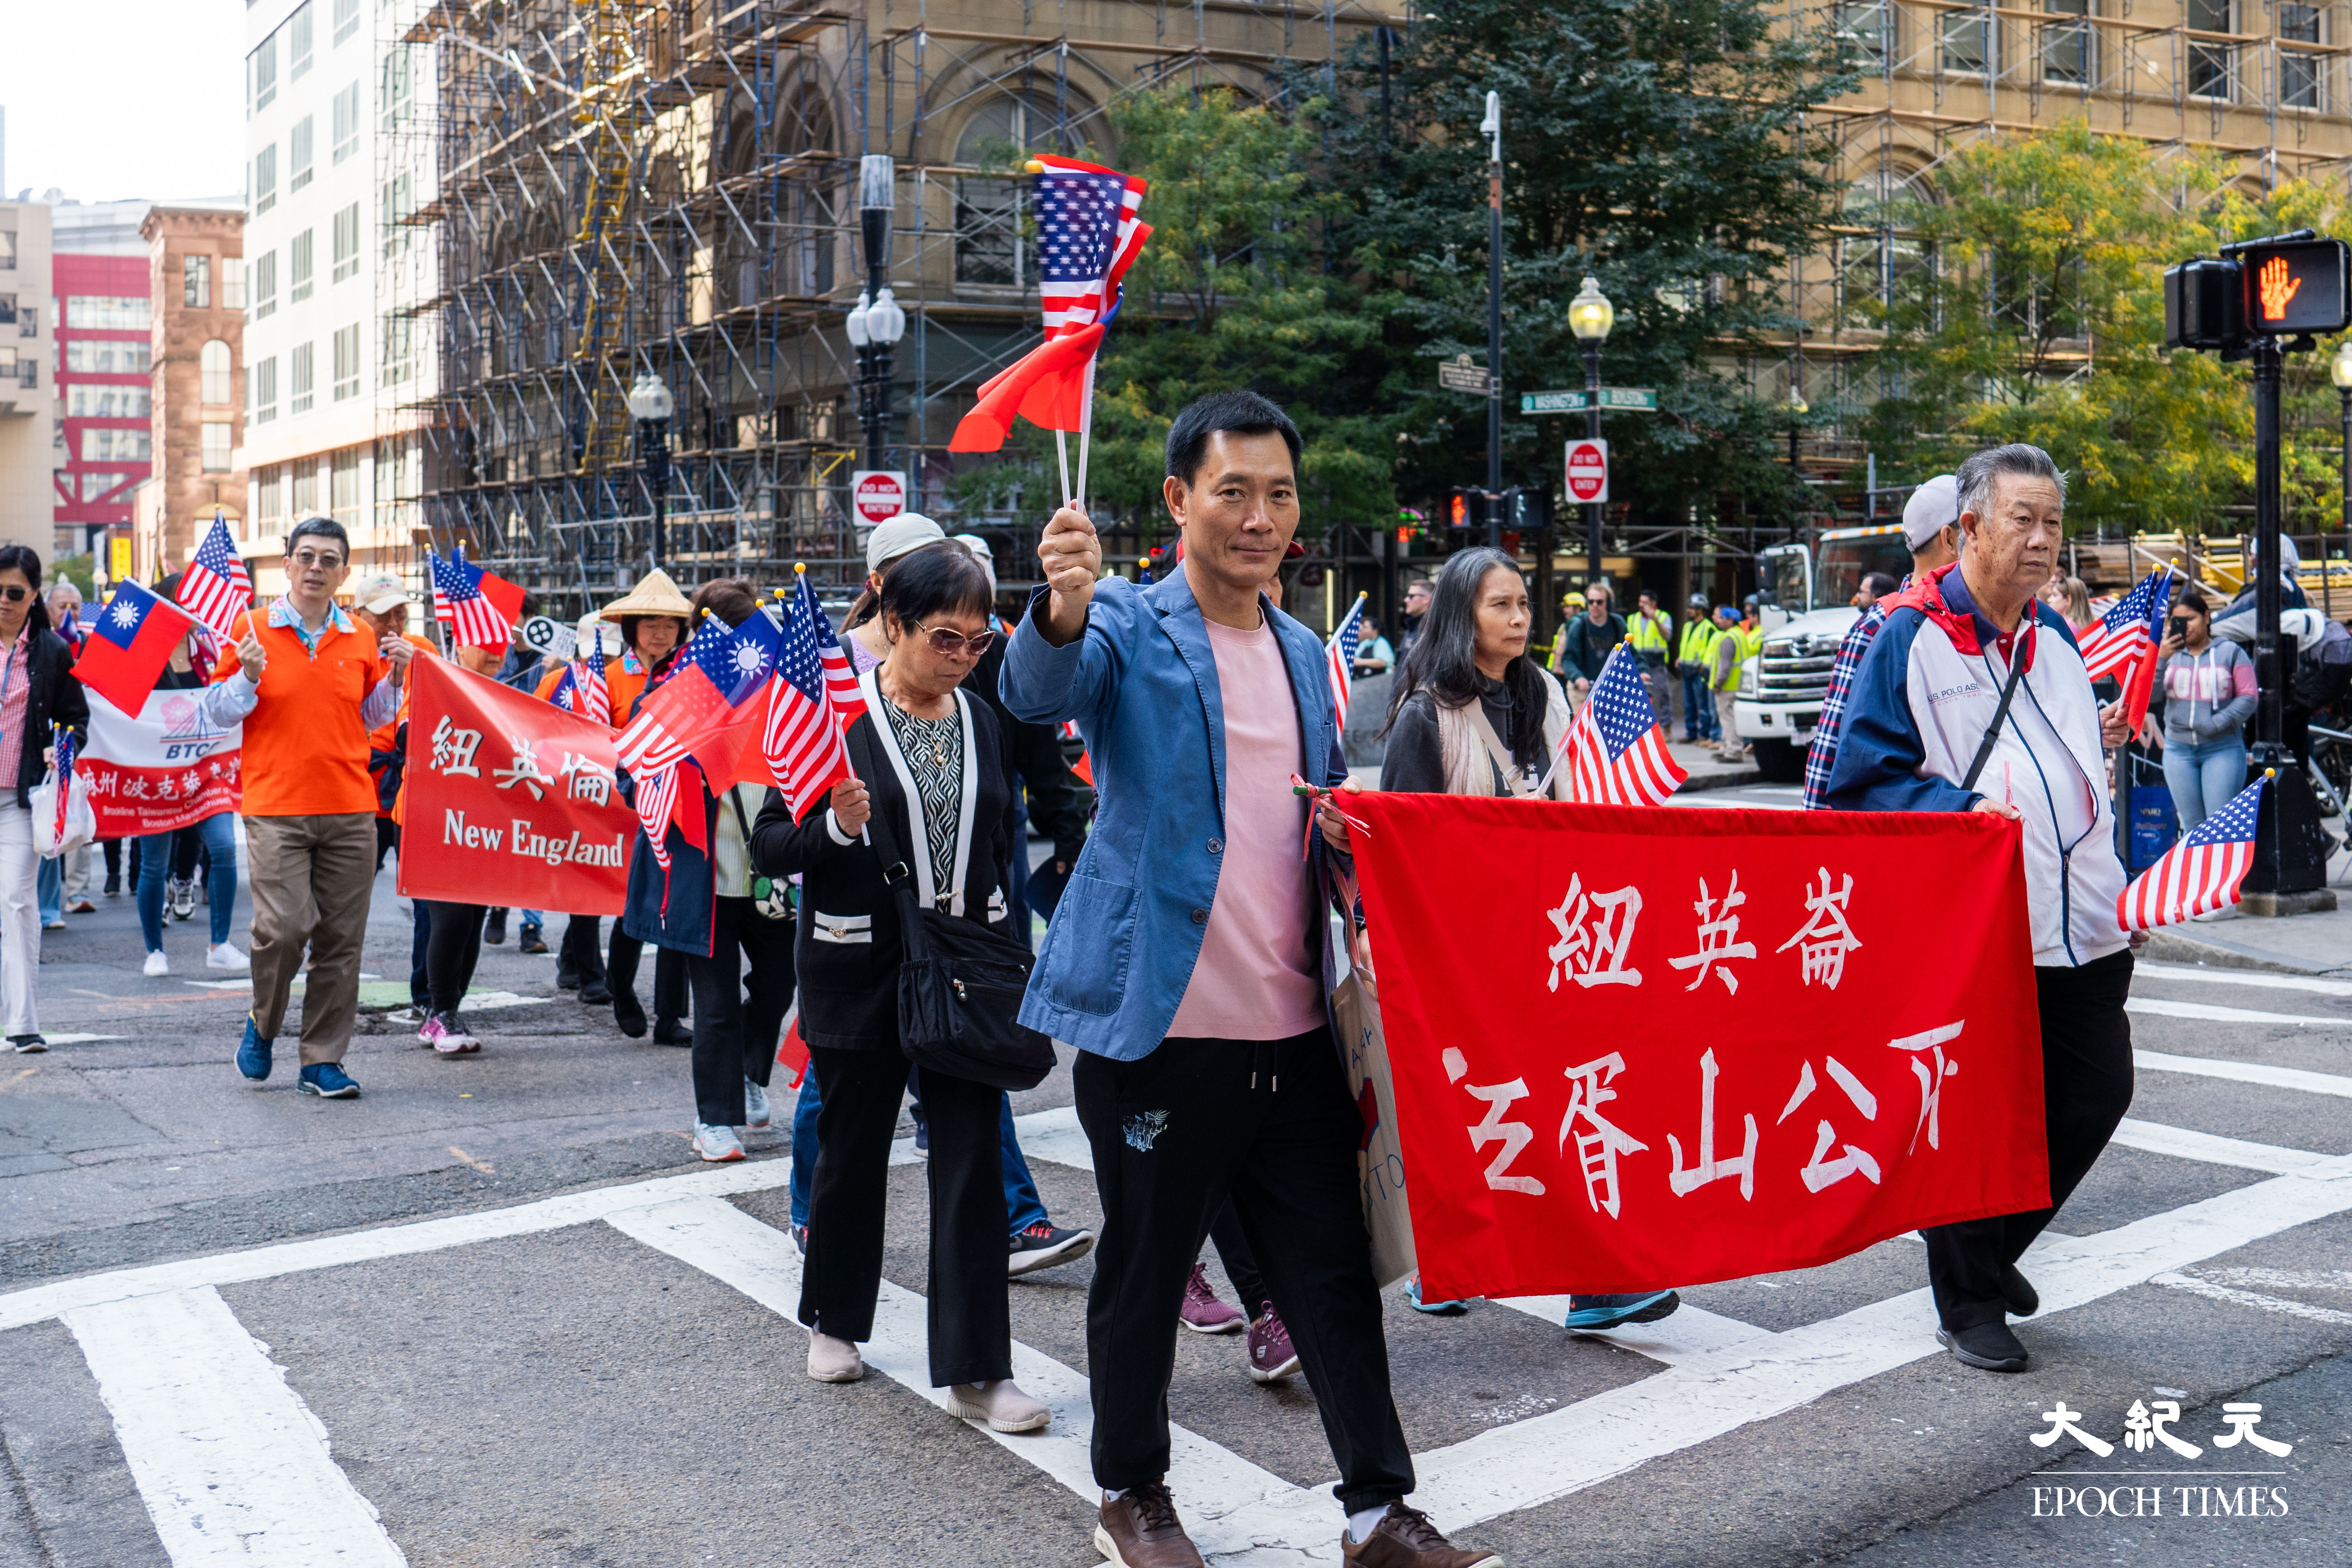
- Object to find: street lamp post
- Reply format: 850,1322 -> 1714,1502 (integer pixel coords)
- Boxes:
853,155 -> 906,477
1786,391 -> 1809,530
1567,275 -> 1615,585
1480,91 -> 1504,548
2333,342 -> 2352,537
626,373 -> 674,572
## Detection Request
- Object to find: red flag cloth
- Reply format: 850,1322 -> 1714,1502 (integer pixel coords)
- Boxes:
73,581 -> 200,718
79,688 -> 243,837
399,655 -> 634,914
1347,793 -> 2046,1302
777,1016 -> 810,1089
948,323 -> 1105,452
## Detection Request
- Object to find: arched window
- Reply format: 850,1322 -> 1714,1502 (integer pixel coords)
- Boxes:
200,339 -> 233,404
954,94 -> 1084,287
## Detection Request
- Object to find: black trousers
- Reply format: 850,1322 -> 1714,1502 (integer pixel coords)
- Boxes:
1209,1199 -> 1268,1315
607,929 -> 688,1022
684,898 -> 795,1127
423,901 -> 487,1017
559,914 -> 607,986
1925,948 -> 2136,1331
1077,1028 -> 1413,1512
799,1047 -> 1011,1388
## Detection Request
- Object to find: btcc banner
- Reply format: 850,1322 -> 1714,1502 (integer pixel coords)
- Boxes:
1348,794 -> 2047,1303
400,655 -> 632,915
80,689 -> 243,838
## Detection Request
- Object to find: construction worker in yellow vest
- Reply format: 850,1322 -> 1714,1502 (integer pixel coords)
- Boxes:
1709,602 -> 1748,761
1677,596 -> 1718,744
1625,588 -> 1676,734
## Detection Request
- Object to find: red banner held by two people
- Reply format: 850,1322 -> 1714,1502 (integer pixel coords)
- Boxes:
398,656 -> 635,915
1347,794 -> 2047,1305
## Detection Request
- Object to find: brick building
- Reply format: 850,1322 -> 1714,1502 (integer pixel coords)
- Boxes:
52,249 -> 152,565
130,205 -> 245,584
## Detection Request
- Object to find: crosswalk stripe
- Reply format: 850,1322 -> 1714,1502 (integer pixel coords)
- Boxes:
1492,1296 -> 1773,1364
2127,996 -> 2352,1028
2108,1117 -> 2344,1176
2152,1270 -> 2352,1328
62,1286 -> 406,1568
2135,1048 -> 2352,1099
2135,961 -> 2352,998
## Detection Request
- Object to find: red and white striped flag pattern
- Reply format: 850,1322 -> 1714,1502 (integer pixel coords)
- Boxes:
761,570 -> 859,813
2118,772 -> 2266,931
429,548 -> 512,650
1559,645 -> 1687,807
1032,154 -> 1149,339
2075,568 -> 2172,683
177,514 -> 253,638
635,761 -> 681,872
1326,593 -> 1365,730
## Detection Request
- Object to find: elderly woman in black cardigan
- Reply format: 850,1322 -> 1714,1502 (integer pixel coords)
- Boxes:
750,540 -> 1049,1435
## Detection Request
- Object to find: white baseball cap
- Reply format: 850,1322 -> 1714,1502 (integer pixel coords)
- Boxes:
574,613 -> 618,658
865,512 -> 946,573
953,532 -> 997,593
351,571 -> 407,614
1900,474 -> 1961,549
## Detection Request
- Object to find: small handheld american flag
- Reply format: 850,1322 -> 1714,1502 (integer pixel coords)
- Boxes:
177,513 -> 253,638
2118,772 -> 2266,931
762,567 -> 860,813
635,761 -> 682,873
49,724 -> 75,848
1326,593 -> 1366,729
1547,645 -> 1688,806
570,629 -> 613,726
2076,567 -> 2173,683
1033,155 -> 1149,341
429,547 -> 512,650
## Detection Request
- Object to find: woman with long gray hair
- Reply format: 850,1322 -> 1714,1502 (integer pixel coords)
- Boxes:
1376,546 -> 1684,1333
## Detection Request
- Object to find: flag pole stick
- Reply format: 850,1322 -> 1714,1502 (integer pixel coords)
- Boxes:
1055,429 -> 1073,511
1074,356 -> 1098,516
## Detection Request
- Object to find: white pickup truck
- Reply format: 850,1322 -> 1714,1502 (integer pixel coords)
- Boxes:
1731,525 -> 1915,783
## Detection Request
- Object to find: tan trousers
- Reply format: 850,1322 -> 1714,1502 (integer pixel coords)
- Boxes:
1713,691 -> 1746,759
247,812 -> 376,1065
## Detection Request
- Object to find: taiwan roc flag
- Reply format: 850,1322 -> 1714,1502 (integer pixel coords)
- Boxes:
74,581 -> 198,717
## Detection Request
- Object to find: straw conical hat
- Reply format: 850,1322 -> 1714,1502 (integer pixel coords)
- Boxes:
600,568 -> 693,620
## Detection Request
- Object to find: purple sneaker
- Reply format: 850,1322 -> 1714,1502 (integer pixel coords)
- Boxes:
1247,1303 -> 1300,1383
1180,1263 -> 1245,1334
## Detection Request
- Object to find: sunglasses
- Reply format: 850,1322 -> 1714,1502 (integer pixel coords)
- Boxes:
914,621 -> 996,658
0,586 -> 25,603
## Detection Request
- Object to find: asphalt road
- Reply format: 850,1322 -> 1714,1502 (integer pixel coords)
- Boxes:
5,824 -> 2352,1566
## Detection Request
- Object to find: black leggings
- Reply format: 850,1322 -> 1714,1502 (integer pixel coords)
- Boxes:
607,928 -> 688,1022
423,901 -> 487,1018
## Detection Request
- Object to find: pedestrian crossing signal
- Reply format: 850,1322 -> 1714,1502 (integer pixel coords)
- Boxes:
2238,238 -> 2350,335
1448,489 -> 1497,530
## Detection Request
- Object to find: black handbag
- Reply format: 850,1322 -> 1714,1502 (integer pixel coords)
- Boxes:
850,718 -> 1055,1092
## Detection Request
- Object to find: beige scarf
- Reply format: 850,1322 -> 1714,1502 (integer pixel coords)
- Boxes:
1434,677 -> 1572,798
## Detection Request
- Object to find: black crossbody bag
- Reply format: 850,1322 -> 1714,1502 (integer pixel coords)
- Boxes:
1961,623 -> 2033,792
849,719 -> 1055,1091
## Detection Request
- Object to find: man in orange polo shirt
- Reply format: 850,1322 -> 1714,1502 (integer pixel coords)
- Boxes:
203,519 -> 415,1098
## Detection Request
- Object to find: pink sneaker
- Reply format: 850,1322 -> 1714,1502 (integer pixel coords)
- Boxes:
1247,1303 -> 1300,1383
430,1012 -> 480,1055
417,1014 -> 446,1048
1179,1262 -> 1245,1334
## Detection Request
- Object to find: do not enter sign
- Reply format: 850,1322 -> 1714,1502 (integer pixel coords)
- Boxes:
851,470 -> 908,526
1565,439 -> 1609,505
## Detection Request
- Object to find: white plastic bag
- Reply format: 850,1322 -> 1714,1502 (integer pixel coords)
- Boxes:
30,769 -> 94,857
1333,936 -> 1417,1290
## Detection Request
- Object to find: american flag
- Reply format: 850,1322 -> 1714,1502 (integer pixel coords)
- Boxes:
429,548 -> 510,650
635,761 -> 682,872
1032,155 -> 1148,338
555,630 -> 613,726
1326,593 -> 1365,729
177,513 -> 253,638
48,724 -> 75,847
762,570 -> 859,812
1556,645 -> 1688,806
2075,568 -> 2173,682
2118,772 -> 2265,931
614,609 -> 782,773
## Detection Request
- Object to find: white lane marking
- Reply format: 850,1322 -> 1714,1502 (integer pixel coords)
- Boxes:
1012,1102 -> 1095,1171
2135,961 -> 2352,998
2109,1118 -> 2341,1176
39,1033 -> 125,1044
2135,1048 -> 2352,1100
606,1196 -> 1300,1528
2153,1270 -> 2352,1328
2128,997 -> 2352,1029
1492,1296 -> 1773,1366
0,1160 -> 798,1332
62,1286 -> 406,1567
2187,1265 -> 2352,1292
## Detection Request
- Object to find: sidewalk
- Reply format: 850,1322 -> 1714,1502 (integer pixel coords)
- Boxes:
1666,738 -> 1765,793
2144,843 -> 2352,975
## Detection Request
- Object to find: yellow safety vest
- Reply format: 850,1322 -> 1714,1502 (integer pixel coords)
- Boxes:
1711,623 -> 1746,691
1737,624 -> 1765,663
1626,609 -> 1673,656
1679,620 -> 1717,669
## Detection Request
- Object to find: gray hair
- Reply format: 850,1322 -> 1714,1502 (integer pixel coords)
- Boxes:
1955,443 -> 2066,523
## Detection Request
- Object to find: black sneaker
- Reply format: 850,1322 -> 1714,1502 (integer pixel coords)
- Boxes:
613,991 -> 647,1038
555,962 -> 580,991
652,1018 -> 691,1046
580,979 -> 612,1005
2000,1263 -> 2039,1318
1938,1321 -> 2029,1372
10,1034 -> 47,1054
518,924 -> 549,955
102,875 -> 120,897
1008,1222 -> 1096,1277
1565,1291 -> 1680,1331
791,1223 -> 808,1256
483,909 -> 507,945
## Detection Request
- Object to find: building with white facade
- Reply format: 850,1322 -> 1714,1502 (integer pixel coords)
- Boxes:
0,201 -> 54,557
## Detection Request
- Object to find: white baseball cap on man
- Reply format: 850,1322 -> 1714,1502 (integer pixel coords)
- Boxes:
1900,474 -> 1961,550
865,512 -> 946,573
351,571 -> 407,615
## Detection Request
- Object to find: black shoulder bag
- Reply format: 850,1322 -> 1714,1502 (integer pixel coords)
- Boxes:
1961,624 -> 2033,792
849,718 -> 1055,1092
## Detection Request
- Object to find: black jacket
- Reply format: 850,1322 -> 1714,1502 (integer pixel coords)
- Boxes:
970,630 -> 1086,870
9,626 -> 89,808
749,681 -> 1013,1050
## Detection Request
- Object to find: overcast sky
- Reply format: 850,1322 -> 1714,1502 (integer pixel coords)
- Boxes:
6,0 -> 245,204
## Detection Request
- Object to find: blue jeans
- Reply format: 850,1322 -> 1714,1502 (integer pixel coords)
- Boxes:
35,857 -> 59,925
788,1068 -> 1048,1234
138,814 -> 238,950
1681,669 -> 1717,741
2163,737 -> 2249,835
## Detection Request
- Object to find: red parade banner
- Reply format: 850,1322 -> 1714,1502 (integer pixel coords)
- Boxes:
80,689 -> 243,838
399,656 -> 633,915
1348,794 -> 2047,1303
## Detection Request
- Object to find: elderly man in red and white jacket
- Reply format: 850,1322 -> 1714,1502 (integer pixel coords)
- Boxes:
1825,441 -> 2139,1377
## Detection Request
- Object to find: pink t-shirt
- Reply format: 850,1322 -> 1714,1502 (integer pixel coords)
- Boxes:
1168,615 -> 1324,1040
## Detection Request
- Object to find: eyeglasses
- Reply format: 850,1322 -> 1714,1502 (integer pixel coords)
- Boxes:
914,621 -> 996,658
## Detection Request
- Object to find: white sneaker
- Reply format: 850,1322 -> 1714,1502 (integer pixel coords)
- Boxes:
693,1122 -> 745,1162
744,1077 -> 772,1130
807,1330 -> 865,1383
206,941 -> 251,971
142,950 -> 170,977
946,1379 -> 1051,1433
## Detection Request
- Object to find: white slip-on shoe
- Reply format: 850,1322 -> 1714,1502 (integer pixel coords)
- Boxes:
946,1379 -> 1050,1434
142,950 -> 170,977
807,1330 -> 865,1383
206,941 -> 251,971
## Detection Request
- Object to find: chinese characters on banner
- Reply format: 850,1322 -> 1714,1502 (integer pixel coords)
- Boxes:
78,689 -> 243,838
1348,794 -> 2046,1303
399,655 -> 632,915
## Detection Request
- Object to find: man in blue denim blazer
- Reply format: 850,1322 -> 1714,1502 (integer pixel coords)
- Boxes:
1002,392 -> 1498,1568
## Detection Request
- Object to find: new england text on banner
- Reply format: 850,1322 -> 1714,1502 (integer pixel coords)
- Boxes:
79,689 -> 243,839
400,655 -> 634,915
1348,793 -> 2047,1304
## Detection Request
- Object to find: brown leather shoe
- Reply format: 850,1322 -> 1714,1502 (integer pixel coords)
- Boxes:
1093,1482 -> 1205,1568
1340,1504 -> 1502,1568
